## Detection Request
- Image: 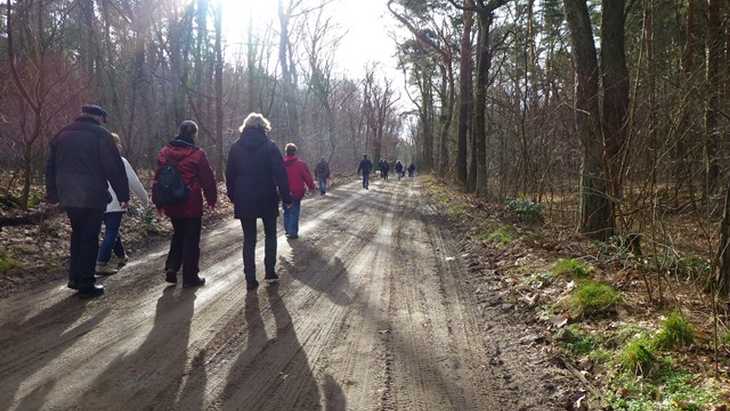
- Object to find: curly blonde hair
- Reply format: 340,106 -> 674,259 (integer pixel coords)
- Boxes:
239,112 -> 272,133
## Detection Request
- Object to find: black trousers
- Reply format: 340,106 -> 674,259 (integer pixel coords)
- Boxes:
66,207 -> 105,288
241,215 -> 277,283
165,218 -> 202,283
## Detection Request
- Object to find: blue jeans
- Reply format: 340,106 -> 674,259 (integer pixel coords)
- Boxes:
318,177 -> 327,194
362,173 -> 370,189
97,212 -> 125,264
283,199 -> 302,236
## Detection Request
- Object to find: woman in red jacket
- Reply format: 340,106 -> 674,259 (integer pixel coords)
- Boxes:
283,143 -> 315,239
152,120 -> 217,287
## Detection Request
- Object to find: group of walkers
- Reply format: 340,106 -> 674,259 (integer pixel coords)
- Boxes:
355,155 -> 416,190
46,105 -> 329,297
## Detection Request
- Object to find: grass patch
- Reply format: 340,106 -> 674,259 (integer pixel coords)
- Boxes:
560,325 -> 597,355
654,311 -> 695,350
0,253 -> 19,273
606,367 -> 722,411
569,280 -> 621,317
621,334 -> 658,375
552,258 -> 592,278
478,225 -> 514,247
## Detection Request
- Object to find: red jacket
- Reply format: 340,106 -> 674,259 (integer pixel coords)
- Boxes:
153,139 -> 217,218
283,155 -> 315,200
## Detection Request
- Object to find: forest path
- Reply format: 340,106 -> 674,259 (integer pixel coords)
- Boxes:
0,177 -> 555,411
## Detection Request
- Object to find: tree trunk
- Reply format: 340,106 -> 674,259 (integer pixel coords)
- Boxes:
473,11 -> 493,197
716,184 -> 730,296
600,0 -> 629,203
214,4 -> 224,181
563,0 -> 614,240
705,0 -> 722,195
438,63 -> 455,178
456,0 -> 474,187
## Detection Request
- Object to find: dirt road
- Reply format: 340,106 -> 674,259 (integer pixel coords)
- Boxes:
0,178 -> 565,410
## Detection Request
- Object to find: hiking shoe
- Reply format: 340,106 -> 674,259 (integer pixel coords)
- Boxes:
183,277 -> 206,288
95,263 -> 118,276
246,280 -> 259,291
78,284 -> 104,299
165,271 -> 178,284
286,234 -> 299,240
67,280 -> 79,290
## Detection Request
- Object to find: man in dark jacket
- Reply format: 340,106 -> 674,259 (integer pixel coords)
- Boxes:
153,120 -> 217,288
45,104 -> 129,298
314,158 -> 330,196
395,161 -> 404,180
226,113 -> 292,290
357,154 -> 373,190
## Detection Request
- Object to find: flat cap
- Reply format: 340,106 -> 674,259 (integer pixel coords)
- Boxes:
81,104 -> 108,121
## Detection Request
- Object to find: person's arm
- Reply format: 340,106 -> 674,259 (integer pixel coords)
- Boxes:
123,158 -> 149,206
225,146 -> 236,202
100,131 -> 130,204
303,163 -> 316,191
197,150 -> 218,208
271,144 -> 292,205
151,152 -> 164,208
45,141 -> 59,204
357,162 -> 362,175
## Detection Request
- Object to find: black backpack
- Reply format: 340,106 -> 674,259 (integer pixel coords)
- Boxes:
153,154 -> 193,207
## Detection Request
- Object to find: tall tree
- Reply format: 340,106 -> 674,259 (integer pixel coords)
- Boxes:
456,0 -> 475,187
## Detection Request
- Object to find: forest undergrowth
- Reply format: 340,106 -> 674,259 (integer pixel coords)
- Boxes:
423,176 -> 730,411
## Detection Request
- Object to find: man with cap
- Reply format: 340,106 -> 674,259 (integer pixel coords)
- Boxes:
46,104 -> 129,298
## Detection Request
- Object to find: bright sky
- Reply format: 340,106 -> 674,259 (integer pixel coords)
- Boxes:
219,0 -> 407,99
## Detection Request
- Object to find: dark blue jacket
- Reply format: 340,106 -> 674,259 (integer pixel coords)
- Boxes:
45,116 -> 129,209
357,159 -> 373,176
225,127 -> 292,219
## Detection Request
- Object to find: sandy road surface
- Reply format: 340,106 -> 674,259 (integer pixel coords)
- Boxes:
0,178 -> 561,410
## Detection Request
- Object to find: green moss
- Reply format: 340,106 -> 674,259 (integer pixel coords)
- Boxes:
721,329 -> 730,347
621,334 -> 657,375
0,253 -> 19,273
569,281 -> 621,317
654,311 -> 695,350
552,258 -> 592,278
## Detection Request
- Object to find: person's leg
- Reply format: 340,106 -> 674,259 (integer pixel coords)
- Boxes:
97,212 -> 123,270
77,209 -> 104,289
263,215 -> 278,279
165,219 -> 185,279
181,218 -> 203,286
291,200 -> 301,236
319,177 -> 327,195
241,218 -> 258,284
282,203 -> 292,236
113,213 -> 126,260
66,208 -> 83,288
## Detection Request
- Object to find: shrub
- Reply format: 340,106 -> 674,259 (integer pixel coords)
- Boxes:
0,253 -> 19,273
570,281 -> 621,317
552,258 -> 592,278
621,335 -> 657,375
654,310 -> 694,350
720,329 -> 730,347
505,198 -> 544,223
561,325 -> 597,355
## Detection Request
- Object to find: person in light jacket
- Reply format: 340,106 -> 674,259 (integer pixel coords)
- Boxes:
95,133 -> 150,274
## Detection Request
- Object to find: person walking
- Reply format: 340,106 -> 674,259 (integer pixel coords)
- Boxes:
283,144 -> 315,239
395,161 -> 404,180
95,133 -> 149,275
226,113 -> 292,291
357,154 -> 373,190
152,120 -> 217,288
45,104 -> 129,298
381,160 -> 390,181
314,158 -> 330,196
408,163 -> 417,178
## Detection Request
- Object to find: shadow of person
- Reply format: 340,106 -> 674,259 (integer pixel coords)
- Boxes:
322,374 -> 347,411
0,296 -> 108,409
78,286 -> 198,409
281,241 -> 352,306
